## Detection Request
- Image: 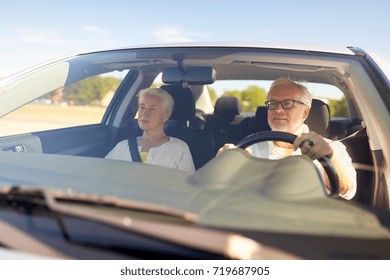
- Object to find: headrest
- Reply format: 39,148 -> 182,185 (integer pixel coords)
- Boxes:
255,106 -> 271,131
160,85 -> 196,121
305,99 -> 330,137
255,106 -> 268,119
214,96 -> 241,122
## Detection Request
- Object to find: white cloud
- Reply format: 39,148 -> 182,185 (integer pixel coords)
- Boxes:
19,29 -> 66,46
83,25 -> 105,34
152,25 -> 193,43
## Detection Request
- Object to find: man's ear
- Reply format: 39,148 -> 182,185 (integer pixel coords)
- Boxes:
302,106 -> 310,121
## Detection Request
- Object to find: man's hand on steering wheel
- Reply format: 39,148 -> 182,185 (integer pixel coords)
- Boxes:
293,131 -> 334,161
222,130 -> 340,197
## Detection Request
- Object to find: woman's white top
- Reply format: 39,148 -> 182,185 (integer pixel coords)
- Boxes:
105,137 -> 195,172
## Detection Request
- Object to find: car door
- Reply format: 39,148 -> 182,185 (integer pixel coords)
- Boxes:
0,113 -> 111,158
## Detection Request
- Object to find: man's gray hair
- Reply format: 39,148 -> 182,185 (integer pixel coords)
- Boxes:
268,78 -> 312,108
138,87 -> 174,113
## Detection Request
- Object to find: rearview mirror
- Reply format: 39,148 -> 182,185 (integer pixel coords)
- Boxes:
162,66 -> 216,85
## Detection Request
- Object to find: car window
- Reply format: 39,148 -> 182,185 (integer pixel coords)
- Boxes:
150,75 -> 349,121
209,80 -> 348,117
210,80 -> 269,114
0,71 -> 126,137
304,82 -> 348,118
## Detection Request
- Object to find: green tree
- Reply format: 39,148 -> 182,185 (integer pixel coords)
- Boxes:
328,97 -> 348,117
207,86 -> 218,106
241,85 -> 267,112
224,89 -> 242,99
63,76 -> 121,105
220,85 -> 267,112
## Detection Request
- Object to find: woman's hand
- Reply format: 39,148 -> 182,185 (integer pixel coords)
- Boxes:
217,143 -> 237,156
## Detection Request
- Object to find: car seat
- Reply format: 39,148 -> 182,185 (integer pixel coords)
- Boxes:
160,84 -> 216,169
341,127 -> 374,203
160,85 -> 203,128
244,105 -> 271,136
204,96 -> 245,149
305,99 -> 331,137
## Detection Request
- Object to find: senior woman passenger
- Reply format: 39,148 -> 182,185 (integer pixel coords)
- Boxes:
105,88 -> 195,172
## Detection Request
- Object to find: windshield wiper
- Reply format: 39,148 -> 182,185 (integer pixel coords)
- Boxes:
1,186 -> 291,260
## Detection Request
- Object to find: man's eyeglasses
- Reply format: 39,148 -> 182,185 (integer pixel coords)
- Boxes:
265,99 -> 305,110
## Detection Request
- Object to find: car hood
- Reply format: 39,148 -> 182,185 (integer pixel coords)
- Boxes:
0,150 -> 389,239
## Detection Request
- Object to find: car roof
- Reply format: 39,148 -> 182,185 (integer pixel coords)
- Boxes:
80,42 -> 356,56
0,42 -> 359,84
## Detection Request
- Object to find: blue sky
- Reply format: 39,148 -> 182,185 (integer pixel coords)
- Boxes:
1,0 -> 389,77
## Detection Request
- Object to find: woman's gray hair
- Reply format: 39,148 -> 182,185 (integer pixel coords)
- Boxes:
268,78 -> 312,108
138,87 -> 174,113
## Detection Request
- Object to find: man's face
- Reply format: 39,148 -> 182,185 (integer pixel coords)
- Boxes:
267,85 -> 309,133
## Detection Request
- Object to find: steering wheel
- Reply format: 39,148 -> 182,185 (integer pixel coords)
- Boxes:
236,131 -> 340,197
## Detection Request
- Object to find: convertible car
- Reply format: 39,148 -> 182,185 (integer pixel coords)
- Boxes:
0,43 -> 389,259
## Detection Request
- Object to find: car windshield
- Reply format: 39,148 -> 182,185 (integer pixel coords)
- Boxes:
0,45 -> 389,260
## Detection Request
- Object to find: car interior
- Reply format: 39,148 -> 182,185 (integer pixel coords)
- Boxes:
110,79 -> 372,206
0,47 -> 384,210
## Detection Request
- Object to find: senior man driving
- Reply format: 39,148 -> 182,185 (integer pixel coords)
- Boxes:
219,77 -> 356,199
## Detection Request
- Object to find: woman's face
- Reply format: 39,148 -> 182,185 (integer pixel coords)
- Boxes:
137,93 -> 171,132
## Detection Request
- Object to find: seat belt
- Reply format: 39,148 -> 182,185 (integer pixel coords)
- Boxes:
128,136 -> 141,162
127,120 -> 142,162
